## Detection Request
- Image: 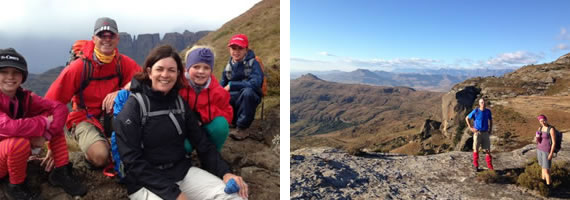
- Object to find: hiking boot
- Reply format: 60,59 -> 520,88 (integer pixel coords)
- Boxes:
48,163 -> 87,197
473,166 -> 480,172
229,128 -> 249,141
3,182 -> 42,200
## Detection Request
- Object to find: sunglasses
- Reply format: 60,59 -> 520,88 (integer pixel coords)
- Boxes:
97,32 -> 117,40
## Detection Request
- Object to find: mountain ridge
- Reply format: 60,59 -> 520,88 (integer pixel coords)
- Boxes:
291,67 -> 513,92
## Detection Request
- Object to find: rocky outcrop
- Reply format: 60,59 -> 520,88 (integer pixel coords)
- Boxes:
418,119 -> 441,140
291,133 -> 570,199
118,30 -> 211,64
441,85 -> 480,139
133,33 -> 160,64
160,31 -> 210,53
554,53 -> 570,65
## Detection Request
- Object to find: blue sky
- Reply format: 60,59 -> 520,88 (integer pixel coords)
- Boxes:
291,0 -> 570,72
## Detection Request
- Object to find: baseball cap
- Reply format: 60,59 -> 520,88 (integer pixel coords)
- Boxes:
227,34 -> 249,48
94,17 -> 119,35
0,48 -> 28,83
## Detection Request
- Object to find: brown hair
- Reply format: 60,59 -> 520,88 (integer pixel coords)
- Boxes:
133,45 -> 186,88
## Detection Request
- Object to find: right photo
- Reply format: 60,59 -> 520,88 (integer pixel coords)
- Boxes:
290,1 -> 570,199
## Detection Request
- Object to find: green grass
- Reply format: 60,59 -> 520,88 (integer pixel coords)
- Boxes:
255,95 -> 279,120
212,30 -> 230,42
314,120 -> 354,135
516,158 -> 569,197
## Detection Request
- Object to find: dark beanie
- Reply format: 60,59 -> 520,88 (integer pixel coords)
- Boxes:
0,48 -> 28,83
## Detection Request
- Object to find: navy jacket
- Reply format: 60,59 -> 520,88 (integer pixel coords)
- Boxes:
220,49 -> 263,96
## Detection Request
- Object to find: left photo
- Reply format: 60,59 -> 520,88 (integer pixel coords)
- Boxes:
0,0 -> 280,199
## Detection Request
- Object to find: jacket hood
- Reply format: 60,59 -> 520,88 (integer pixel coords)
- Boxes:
244,49 -> 256,61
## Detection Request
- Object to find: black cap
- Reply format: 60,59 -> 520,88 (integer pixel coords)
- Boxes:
0,48 -> 28,83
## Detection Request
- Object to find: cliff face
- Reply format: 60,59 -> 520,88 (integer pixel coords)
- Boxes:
118,30 -> 211,64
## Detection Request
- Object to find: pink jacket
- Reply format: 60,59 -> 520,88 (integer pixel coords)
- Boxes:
0,87 -> 68,140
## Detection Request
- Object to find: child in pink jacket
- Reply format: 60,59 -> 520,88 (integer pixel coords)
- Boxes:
0,48 -> 86,199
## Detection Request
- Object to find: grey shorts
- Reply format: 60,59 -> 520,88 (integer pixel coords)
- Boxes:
537,150 -> 551,169
473,130 -> 491,151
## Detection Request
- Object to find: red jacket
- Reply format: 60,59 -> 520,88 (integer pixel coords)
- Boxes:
180,75 -> 233,124
45,40 -> 141,132
0,87 -> 68,140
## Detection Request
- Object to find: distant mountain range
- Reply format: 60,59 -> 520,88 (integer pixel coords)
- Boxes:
291,68 -> 515,92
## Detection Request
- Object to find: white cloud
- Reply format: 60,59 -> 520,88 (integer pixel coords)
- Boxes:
291,56 -> 445,72
292,50 -> 543,72
0,0 -> 260,39
485,51 -> 542,67
345,57 -> 444,69
318,51 -> 336,57
552,43 -> 569,52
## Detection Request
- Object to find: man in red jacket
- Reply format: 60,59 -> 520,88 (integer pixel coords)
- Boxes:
45,17 -> 141,168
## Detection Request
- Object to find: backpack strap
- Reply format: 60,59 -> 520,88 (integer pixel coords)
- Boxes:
131,92 -> 185,135
77,58 -> 93,109
116,55 -> 123,87
77,56 -> 123,110
130,93 -> 150,126
169,95 -> 186,135
244,58 -> 255,78
546,126 -> 553,145
224,57 -> 233,81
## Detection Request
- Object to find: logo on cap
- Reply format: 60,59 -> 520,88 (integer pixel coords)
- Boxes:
0,55 -> 20,61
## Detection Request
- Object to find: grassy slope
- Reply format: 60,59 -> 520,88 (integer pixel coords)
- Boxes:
182,0 -> 280,97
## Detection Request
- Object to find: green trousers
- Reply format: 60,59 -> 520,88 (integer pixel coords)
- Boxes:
185,116 -> 229,152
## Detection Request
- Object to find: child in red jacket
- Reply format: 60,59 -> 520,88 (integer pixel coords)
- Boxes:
0,48 -> 86,199
180,46 -> 233,152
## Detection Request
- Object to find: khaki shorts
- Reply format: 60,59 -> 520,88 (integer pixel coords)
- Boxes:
66,121 -> 108,153
473,130 -> 491,151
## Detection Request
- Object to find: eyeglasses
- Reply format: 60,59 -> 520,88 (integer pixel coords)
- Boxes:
97,32 -> 117,40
